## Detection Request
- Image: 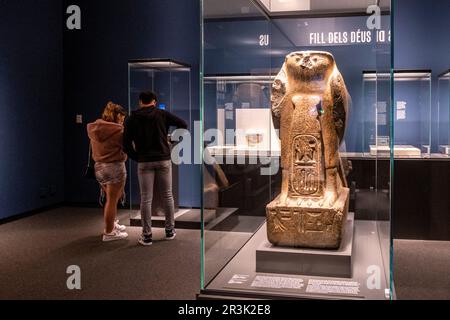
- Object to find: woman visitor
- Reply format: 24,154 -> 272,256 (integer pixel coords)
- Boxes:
87,102 -> 129,242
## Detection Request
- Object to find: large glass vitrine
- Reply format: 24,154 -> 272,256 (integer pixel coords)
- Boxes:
127,59 -> 193,227
200,0 -> 393,300
438,70 -> 450,156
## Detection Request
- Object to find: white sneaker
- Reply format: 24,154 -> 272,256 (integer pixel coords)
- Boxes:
115,220 -> 127,232
102,230 -> 128,242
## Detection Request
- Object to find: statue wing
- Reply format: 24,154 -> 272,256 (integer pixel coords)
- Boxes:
330,70 -> 350,145
271,64 -> 288,133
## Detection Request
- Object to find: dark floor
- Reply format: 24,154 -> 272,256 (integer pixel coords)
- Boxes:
0,207 -> 200,300
0,207 -> 449,300
394,240 -> 450,300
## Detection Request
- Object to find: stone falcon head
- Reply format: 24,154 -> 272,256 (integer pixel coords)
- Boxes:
285,51 -> 336,82
271,51 -> 350,145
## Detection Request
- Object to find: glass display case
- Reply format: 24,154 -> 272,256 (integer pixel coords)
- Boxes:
127,59 -> 194,227
200,0 -> 393,300
438,70 -> 450,156
204,74 -> 280,155
363,70 -> 431,158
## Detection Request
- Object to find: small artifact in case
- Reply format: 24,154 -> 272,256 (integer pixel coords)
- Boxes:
246,130 -> 264,147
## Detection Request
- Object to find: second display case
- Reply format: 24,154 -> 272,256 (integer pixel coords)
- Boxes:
438,69 -> 450,155
363,70 -> 431,158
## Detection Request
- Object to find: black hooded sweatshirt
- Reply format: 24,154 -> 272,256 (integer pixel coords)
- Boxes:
123,107 -> 188,162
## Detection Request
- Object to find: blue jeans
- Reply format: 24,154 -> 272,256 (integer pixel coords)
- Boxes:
138,160 -> 175,236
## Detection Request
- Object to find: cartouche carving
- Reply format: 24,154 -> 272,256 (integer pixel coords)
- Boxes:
266,51 -> 350,249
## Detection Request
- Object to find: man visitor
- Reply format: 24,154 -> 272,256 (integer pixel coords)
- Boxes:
123,91 -> 187,246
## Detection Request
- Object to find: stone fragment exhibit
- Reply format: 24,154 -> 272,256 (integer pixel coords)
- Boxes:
267,51 -> 351,249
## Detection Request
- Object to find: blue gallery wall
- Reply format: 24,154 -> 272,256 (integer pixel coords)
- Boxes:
63,0 -> 201,207
394,0 -> 450,71
0,0 -> 64,220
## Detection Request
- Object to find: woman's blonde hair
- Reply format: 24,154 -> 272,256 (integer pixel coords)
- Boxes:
102,102 -> 127,123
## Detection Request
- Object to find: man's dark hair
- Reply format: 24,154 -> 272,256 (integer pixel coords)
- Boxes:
139,91 -> 158,105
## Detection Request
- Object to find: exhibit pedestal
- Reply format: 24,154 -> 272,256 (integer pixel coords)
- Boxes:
256,213 -> 354,278
370,145 -> 421,157
439,145 -> 450,155
421,145 -> 431,155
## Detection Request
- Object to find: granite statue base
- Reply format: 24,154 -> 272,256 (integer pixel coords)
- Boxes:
266,188 -> 349,249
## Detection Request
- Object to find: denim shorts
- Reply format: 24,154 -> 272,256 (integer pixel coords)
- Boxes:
95,162 -> 127,186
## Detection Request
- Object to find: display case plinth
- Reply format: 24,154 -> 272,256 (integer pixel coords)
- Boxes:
130,207 -> 237,230
256,213 -> 354,278
130,209 -> 189,227
200,213 -> 391,300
